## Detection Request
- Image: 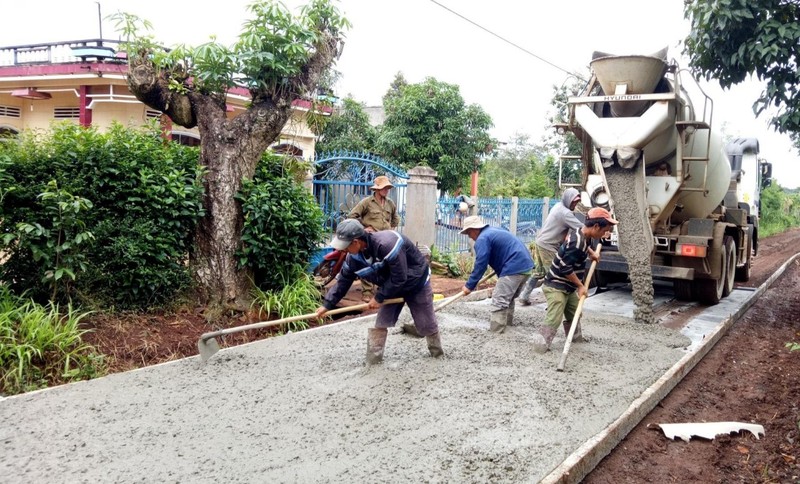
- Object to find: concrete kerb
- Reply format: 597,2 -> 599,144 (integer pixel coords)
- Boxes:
540,252 -> 800,484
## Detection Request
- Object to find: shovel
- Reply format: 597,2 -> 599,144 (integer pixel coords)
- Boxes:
401,270 -> 497,337
198,297 -> 404,362
557,243 -> 602,372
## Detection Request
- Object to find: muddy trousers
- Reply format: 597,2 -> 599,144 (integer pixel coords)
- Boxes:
489,273 -> 529,333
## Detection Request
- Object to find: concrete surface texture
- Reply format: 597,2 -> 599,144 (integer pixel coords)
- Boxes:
1,298 -> 689,483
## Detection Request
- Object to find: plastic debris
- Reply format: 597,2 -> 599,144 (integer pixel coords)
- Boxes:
658,422 -> 765,442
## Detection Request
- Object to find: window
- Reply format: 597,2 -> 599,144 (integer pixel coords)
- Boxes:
54,107 -> 80,119
0,106 -> 21,118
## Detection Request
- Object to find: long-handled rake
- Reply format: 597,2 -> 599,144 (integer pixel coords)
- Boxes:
557,244 -> 602,372
197,297 -> 404,362
401,271 -> 496,337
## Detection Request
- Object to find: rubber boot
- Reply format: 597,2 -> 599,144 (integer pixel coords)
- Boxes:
426,332 -> 444,358
366,328 -> 388,365
532,325 -> 557,354
489,309 -> 508,333
506,304 -> 515,327
562,319 -> 587,343
401,323 -> 423,338
518,276 -> 543,306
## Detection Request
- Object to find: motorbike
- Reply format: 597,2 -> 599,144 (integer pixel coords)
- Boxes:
311,248 -> 347,286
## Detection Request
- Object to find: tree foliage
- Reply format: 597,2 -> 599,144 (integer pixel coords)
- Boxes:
112,0 -> 348,309
376,77 -> 494,193
315,96 -> 377,153
478,134 -> 552,198
683,0 -> 800,146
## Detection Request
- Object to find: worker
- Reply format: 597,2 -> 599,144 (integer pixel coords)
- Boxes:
518,187 -> 584,306
347,175 -> 400,302
532,207 -> 617,353
459,215 -> 534,333
314,219 -> 443,365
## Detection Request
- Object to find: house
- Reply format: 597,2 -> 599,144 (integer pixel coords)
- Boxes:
0,39 -> 321,158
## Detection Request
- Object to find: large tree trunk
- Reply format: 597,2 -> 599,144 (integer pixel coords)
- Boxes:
191,97 -> 290,310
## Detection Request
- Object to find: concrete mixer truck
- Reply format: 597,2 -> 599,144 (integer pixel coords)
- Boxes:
556,48 -> 772,305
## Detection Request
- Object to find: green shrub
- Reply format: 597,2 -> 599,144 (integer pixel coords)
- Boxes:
760,184 -> 800,237
237,153 -> 325,291
0,122 -> 204,308
0,286 -> 105,395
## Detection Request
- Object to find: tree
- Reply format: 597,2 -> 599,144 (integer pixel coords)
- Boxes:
114,1 -> 348,310
478,134 -> 551,198
683,0 -> 800,147
315,96 -> 377,153
376,77 -> 494,193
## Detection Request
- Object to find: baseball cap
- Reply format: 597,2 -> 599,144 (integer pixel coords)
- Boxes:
586,207 -> 619,225
331,219 -> 366,250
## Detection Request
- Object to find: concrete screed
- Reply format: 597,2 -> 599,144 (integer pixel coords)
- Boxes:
1,293 -> 691,483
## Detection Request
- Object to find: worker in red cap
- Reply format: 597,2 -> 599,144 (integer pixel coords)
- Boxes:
532,207 -> 618,353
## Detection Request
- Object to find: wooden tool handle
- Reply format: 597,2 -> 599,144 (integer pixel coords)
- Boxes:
557,243 -> 602,372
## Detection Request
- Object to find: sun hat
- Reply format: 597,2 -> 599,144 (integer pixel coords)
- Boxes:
586,207 -> 619,225
370,176 -> 394,191
331,219 -> 366,250
459,215 -> 489,234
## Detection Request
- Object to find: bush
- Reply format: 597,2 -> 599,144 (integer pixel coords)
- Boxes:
0,122 -> 204,308
237,153 -> 325,291
760,184 -> 800,237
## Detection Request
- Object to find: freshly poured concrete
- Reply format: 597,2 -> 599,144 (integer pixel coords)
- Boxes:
1,295 -> 691,483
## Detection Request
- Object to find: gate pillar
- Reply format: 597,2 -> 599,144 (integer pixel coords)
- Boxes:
404,165 -> 438,248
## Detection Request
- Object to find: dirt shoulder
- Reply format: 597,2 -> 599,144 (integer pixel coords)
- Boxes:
586,227 -> 800,483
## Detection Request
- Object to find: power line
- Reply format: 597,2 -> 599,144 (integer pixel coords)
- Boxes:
429,0 -> 586,82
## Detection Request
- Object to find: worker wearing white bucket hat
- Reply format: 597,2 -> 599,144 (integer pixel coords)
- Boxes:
459,216 -> 534,333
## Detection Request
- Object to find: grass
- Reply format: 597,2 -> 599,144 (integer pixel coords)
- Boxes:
250,270 -> 322,332
0,286 -> 105,395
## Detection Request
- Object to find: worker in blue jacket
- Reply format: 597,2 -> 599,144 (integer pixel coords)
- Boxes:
459,215 -> 534,333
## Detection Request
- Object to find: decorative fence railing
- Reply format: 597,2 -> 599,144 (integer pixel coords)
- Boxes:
434,196 -> 557,255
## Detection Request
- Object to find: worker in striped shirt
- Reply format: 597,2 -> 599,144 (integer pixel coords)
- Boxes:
532,207 -> 617,353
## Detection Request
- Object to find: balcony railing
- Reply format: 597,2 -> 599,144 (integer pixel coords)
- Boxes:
0,39 -> 123,67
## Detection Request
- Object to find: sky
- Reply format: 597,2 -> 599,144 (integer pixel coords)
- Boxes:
2,0 -> 798,188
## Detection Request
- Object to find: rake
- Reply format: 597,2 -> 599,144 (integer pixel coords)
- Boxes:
197,297 -> 404,362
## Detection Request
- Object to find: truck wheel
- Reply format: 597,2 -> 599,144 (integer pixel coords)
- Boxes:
673,280 -> 693,301
735,226 -> 753,282
696,246 -> 725,305
722,236 -> 736,297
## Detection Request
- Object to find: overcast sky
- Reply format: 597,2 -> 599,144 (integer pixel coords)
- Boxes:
2,0 -> 798,188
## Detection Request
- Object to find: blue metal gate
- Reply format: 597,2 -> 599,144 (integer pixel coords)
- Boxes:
313,150 -> 409,232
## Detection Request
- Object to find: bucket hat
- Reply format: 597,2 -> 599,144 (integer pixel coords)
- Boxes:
370,176 -> 394,191
459,215 -> 489,234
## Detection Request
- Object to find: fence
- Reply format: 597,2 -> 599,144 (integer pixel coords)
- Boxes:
434,196 -> 557,255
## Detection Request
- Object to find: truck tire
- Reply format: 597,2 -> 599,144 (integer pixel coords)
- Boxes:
722,236 -> 736,297
735,225 -> 753,282
673,280 -> 693,301
696,245 -> 725,305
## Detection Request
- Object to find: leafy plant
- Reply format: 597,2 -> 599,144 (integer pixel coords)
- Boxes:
8,181 -> 95,301
237,153 -> 325,291
0,122 -> 204,308
0,286 -> 105,395
250,268 -> 321,332
786,341 -> 800,352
